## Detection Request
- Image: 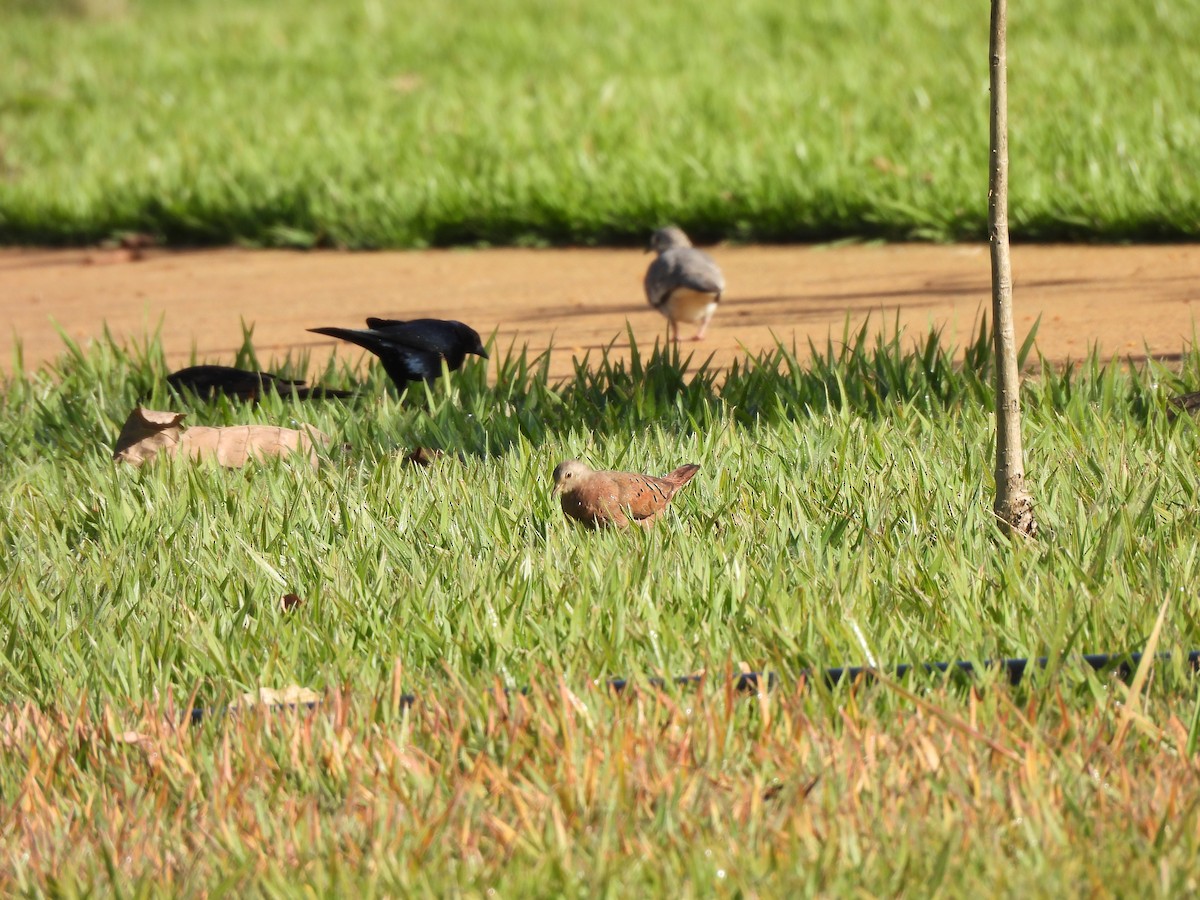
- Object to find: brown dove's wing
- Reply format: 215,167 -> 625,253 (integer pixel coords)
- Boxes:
615,465 -> 700,520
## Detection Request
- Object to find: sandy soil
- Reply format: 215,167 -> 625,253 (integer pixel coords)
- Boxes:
2,243 -> 1198,382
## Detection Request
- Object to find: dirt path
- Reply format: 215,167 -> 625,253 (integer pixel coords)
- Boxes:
2,243 -> 1198,382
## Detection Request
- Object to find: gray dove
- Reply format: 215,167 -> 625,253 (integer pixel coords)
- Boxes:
644,226 -> 726,342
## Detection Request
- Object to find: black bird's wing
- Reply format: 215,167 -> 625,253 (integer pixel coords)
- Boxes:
372,319 -> 487,370
376,346 -> 446,384
365,317 -> 405,330
364,318 -> 469,355
309,325 -> 446,385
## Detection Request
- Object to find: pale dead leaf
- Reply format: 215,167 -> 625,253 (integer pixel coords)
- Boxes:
117,729 -> 162,769
83,248 -> 140,265
871,156 -> 907,176
389,73 -> 423,93
233,686 -> 322,710
177,423 -> 330,467
113,407 -> 331,467
112,407 -> 187,464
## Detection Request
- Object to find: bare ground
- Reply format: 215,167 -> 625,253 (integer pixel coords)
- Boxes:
2,243 -> 1199,381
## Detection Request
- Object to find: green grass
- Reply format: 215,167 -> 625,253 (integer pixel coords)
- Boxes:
2,0 -> 1199,247
6,324 -> 1200,891
5,320 -> 1198,705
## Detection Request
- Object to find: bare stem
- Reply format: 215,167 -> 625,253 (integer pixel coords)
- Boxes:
989,0 -> 1037,537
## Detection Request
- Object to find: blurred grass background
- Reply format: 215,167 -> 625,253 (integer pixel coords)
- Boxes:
1,0 -> 1197,247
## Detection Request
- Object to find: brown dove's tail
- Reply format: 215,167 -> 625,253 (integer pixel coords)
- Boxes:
662,464 -> 701,490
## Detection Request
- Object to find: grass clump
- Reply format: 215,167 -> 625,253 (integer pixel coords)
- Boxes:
4,323 -> 1200,890
7,684 -> 1200,894
1,0 -> 1199,246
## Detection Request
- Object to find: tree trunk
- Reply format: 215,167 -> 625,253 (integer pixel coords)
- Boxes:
989,0 -> 1037,537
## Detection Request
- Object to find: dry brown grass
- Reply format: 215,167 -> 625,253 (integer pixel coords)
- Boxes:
3,675 -> 1200,894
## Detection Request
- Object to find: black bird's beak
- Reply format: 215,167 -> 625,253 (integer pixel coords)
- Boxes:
474,345 -> 490,360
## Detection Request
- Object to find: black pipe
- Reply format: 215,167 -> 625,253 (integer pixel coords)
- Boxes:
818,650 -> 1200,686
186,651 -> 1200,724
605,671 -> 776,694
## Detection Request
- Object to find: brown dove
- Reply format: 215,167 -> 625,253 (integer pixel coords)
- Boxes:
552,459 -> 701,529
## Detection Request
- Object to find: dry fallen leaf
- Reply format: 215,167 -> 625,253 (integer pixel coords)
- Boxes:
280,593 -> 303,612
83,248 -> 139,266
870,155 -> 907,176
233,686 -> 322,710
389,72 -> 423,94
83,232 -> 157,265
112,407 -> 331,468
116,231 -> 157,252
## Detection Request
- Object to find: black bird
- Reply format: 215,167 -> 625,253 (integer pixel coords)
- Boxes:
166,365 -> 353,402
307,318 -> 489,389
1169,391 -> 1200,418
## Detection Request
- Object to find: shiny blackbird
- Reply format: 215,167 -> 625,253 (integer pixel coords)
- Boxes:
167,365 -> 352,402
308,318 -> 488,389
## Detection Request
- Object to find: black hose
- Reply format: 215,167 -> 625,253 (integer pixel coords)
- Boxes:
185,650 -> 1200,724
818,650 -> 1200,686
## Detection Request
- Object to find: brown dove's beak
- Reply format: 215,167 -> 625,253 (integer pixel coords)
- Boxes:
551,481 -> 564,496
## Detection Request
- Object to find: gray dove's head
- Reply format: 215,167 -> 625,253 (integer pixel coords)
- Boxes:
647,226 -> 693,254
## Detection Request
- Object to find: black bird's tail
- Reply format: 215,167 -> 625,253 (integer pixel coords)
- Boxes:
308,326 -> 391,357
287,385 -> 354,400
